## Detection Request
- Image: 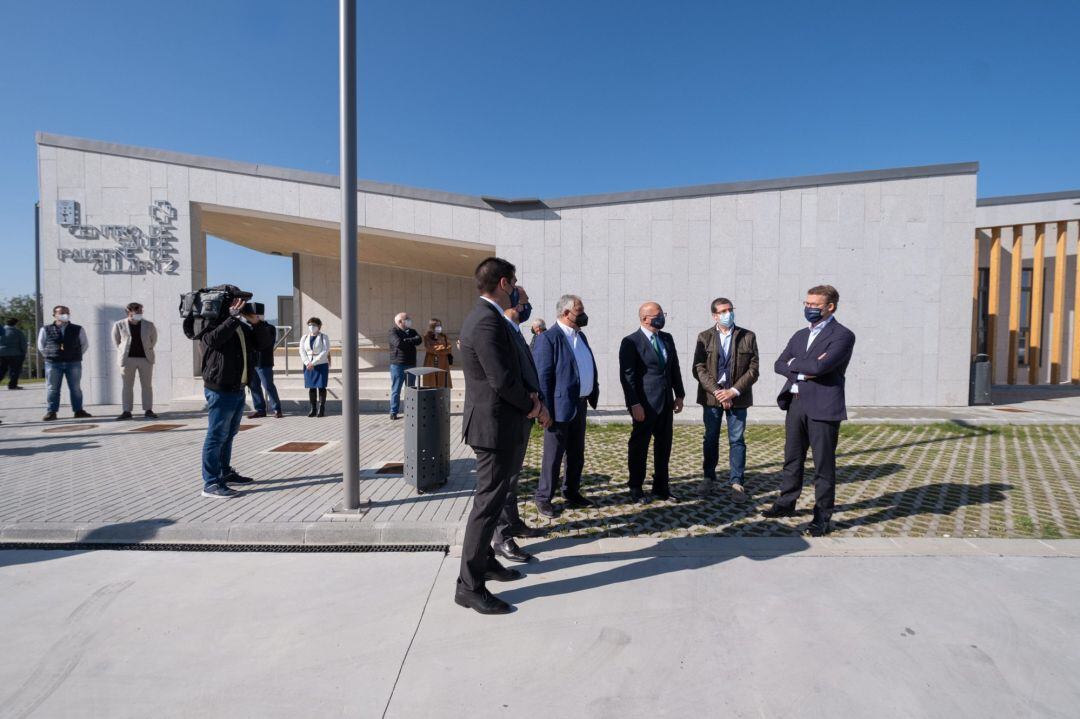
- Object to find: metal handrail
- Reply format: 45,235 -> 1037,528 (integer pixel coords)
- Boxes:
275,326 -> 293,374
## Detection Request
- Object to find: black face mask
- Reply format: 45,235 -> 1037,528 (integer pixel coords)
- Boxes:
573,311 -> 589,328
517,303 -> 533,324
649,315 -> 665,330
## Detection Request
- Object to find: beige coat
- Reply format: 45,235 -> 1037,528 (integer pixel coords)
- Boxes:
112,319 -> 157,366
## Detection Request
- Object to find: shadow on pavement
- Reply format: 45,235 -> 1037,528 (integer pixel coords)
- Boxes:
0,519 -> 178,567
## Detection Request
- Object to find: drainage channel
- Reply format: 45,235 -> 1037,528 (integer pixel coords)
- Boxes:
0,543 -> 449,554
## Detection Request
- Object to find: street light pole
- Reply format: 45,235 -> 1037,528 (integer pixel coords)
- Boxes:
339,0 -> 363,509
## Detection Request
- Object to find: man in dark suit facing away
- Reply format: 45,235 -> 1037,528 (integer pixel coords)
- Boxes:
456,257 -> 550,615
761,284 -> 856,536
618,301 -> 686,504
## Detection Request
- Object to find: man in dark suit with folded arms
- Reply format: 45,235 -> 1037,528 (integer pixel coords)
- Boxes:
761,284 -> 856,536
619,301 -> 685,504
532,294 -> 600,518
455,257 -> 550,615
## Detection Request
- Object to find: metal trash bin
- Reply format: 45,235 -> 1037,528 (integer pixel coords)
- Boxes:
402,367 -> 450,493
969,353 -> 992,406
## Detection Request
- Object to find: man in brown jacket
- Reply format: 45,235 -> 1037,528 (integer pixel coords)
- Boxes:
692,297 -> 759,501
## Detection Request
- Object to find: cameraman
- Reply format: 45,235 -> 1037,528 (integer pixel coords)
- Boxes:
199,295 -> 257,499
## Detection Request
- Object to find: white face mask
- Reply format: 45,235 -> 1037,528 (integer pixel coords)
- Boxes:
434,325 -> 443,334
57,314 -> 70,323
131,314 -> 143,322
308,325 -> 319,334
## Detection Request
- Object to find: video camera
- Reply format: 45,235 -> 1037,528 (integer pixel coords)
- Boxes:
180,284 -> 252,339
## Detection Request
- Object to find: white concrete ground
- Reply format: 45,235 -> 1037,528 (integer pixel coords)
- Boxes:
1,543 -> 1079,718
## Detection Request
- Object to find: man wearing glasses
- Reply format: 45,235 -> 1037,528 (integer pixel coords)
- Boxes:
618,301 -> 685,504
761,285 -> 856,536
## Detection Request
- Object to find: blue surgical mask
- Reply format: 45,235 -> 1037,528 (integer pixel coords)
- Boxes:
717,312 -> 734,329
804,307 -> 823,324
517,302 -> 532,324
650,315 -> 665,330
508,286 -> 520,308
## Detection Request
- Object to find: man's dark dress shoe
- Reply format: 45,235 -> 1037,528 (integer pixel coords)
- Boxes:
484,561 -> 523,582
494,539 -> 536,564
534,500 -> 560,518
248,411 -> 266,419
629,489 -> 651,505
653,490 -> 679,502
508,523 -> 546,539
455,585 -> 514,614
73,410 -> 92,418
806,520 -> 832,537
761,505 -> 797,518
562,492 -> 594,508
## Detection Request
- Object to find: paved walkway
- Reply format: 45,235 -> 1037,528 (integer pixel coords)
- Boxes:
2,384 -> 1080,544
2,541 -> 1079,718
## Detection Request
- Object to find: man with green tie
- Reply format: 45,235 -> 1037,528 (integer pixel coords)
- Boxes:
618,301 -> 686,504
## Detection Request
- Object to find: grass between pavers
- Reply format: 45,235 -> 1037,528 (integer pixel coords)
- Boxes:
516,422 -> 1080,539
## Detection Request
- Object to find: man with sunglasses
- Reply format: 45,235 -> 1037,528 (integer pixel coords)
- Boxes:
618,301 -> 685,504
762,285 -> 856,536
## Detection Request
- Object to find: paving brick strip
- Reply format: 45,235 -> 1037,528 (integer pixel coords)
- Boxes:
2,389 -> 1080,546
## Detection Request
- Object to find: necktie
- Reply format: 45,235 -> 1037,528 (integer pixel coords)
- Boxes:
650,333 -> 666,369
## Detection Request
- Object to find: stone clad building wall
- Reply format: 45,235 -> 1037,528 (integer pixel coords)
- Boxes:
37,133 -> 977,407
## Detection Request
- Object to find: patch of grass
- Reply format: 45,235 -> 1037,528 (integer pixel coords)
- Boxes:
1014,516 -> 1036,535
1041,523 -> 1063,540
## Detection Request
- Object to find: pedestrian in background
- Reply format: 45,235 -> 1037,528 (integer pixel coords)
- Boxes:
388,312 -> 422,420
422,318 -> 453,388
528,318 -> 547,350
112,302 -> 158,420
0,317 -> 27,390
38,305 -> 91,421
300,317 -> 330,418
244,302 -> 283,419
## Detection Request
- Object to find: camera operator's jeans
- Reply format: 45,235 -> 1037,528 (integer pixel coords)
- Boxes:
702,406 -> 747,484
202,389 -> 245,487
249,367 -> 281,414
389,363 -> 412,415
44,360 -> 83,413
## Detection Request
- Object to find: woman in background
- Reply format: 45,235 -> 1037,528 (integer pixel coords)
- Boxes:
299,317 -> 330,417
422,318 -> 452,388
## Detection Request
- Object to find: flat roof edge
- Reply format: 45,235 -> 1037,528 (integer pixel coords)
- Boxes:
976,189 -> 1080,207
37,132 -> 978,212
544,162 -> 980,209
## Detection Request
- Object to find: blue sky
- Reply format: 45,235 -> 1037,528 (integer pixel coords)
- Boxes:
1,0 -> 1078,319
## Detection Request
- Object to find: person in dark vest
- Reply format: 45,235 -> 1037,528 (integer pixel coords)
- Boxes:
388,312 -> 423,420
243,302 -> 283,419
37,305 -> 91,421
692,297 -> 760,501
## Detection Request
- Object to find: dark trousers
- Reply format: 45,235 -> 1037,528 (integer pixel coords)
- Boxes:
248,366 -> 281,414
627,402 -> 674,493
536,399 -> 588,502
494,420 -> 533,545
460,433 -> 529,591
0,355 -> 24,388
775,396 -> 840,522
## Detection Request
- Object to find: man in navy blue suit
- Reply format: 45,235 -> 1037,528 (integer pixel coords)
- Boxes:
762,284 -> 856,536
618,301 -> 686,504
532,294 -> 600,518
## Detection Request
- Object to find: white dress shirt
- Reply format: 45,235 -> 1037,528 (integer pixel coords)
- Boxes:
557,320 -> 595,398
790,315 -> 834,394
481,296 -> 520,332
639,326 -> 667,360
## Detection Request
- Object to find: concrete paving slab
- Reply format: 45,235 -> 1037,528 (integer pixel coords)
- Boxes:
0,549 -> 446,719
390,547 -> 1080,718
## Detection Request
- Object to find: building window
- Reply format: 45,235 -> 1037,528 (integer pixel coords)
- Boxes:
1018,268 -> 1032,366
975,268 -> 990,356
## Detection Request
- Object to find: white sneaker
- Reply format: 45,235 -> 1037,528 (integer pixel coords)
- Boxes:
731,483 -> 747,502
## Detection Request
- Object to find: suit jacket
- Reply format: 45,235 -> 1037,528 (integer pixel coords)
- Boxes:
692,325 -> 759,409
618,328 -> 685,415
111,319 -> 157,366
460,298 -> 535,451
533,324 -> 600,423
774,319 -> 856,422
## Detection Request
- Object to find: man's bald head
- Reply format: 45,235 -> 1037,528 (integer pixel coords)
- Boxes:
638,302 -> 664,330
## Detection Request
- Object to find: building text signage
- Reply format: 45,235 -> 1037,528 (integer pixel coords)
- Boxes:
56,200 -> 181,275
